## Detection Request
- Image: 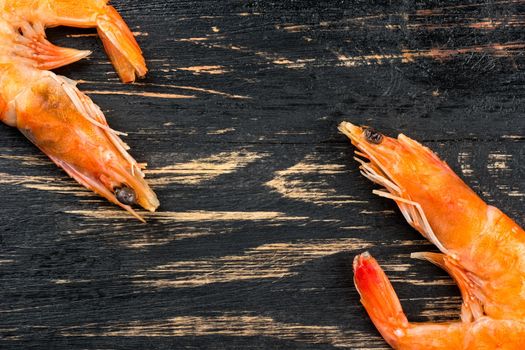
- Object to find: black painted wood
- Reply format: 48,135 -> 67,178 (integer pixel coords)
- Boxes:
1,1 -> 524,349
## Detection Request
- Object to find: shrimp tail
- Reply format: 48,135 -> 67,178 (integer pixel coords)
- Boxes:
40,0 -> 147,83
353,252 -> 409,347
96,5 -> 147,83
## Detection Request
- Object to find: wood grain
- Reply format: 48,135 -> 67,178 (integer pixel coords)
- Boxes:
1,0 -> 524,349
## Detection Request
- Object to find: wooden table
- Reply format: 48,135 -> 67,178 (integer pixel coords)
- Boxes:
1,1 -> 524,349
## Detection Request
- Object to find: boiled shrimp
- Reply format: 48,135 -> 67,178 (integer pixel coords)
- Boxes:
339,121 -> 525,348
0,0 -> 158,221
354,253 -> 525,350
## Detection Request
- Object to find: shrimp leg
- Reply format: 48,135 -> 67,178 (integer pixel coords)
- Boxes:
411,252 -> 485,323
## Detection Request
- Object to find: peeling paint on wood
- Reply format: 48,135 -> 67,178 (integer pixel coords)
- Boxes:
59,314 -> 360,348
66,210 -> 309,222
266,153 -> 368,206
147,151 -> 267,186
135,238 -> 371,288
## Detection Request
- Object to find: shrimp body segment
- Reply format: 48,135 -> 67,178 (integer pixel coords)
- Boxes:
0,1 -> 158,221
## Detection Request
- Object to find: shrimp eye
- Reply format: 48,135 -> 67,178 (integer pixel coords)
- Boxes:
115,186 -> 137,206
364,128 -> 383,144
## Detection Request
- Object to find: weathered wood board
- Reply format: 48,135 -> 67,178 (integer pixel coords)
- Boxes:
1,0 -> 524,349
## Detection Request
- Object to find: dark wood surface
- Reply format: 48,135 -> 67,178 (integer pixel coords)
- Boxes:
1,0 -> 524,349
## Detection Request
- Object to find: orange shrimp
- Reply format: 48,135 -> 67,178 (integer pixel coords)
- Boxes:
338,121 -> 525,347
0,1 -> 158,221
354,252 -> 525,350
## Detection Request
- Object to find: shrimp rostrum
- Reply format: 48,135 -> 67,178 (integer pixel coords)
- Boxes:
0,1 -> 158,221
339,121 -> 525,349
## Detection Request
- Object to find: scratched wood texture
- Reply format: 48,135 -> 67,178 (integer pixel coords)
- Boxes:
1,0 -> 525,349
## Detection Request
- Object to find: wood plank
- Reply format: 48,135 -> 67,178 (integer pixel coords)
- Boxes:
1,0 -> 524,349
